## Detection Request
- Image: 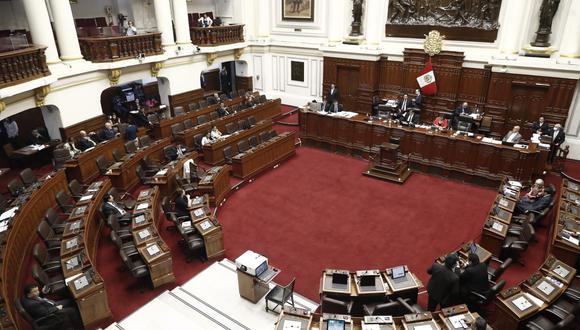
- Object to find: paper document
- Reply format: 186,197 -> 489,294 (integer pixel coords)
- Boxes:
181,221 -> 192,228
282,320 -> 302,329
414,325 -> 433,330
80,195 -> 93,201
138,229 -> 150,239
553,265 -> 570,278
138,190 -> 150,198
0,207 -> 18,221
136,203 -> 149,210
156,169 -> 168,176
448,314 -> 466,329
64,273 -> 83,286
66,257 -> 79,269
200,220 -> 212,231
134,215 -> 146,224
492,222 -> 504,232
563,235 -> 579,245
512,296 -> 532,311
73,276 -> 89,290
193,208 -> 204,217
147,244 -> 160,256
66,238 -> 78,249
537,281 -> 555,296
525,293 -> 544,307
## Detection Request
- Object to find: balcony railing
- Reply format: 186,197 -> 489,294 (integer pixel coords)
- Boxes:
190,24 -> 245,46
0,45 -> 50,88
78,32 -> 163,63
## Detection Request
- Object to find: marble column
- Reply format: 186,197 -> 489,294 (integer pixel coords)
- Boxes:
256,0 -> 270,39
22,0 -> 60,63
154,0 -> 176,47
496,0 -> 530,59
557,0 -> 580,63
48,0 -> 83,61
171,0 -> 192,46
365,0 -> 382,47
327,0 -> 345,45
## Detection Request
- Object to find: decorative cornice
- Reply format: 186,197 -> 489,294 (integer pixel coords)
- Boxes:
35,85 -> 51,107
108,69 -> 122,85
234,48 -> 245,60
0,100 -> 5,113
150,62 -> 163,77
206,52 -> 218,65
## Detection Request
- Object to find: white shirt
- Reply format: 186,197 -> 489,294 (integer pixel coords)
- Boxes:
201,136 -> 211,146
107,201 -> 126,216
4,121 -> 18,138
210,130 -> 222,140
553,129 -> 559,141
126,25 -> 137,36
506,132 -> 518,143
401,99 -> 408,112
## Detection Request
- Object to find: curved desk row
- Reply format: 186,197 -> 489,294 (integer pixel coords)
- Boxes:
547,178 -> 579,268
176,98 -> 282,150
480,179 -> 519,257
60,179 -> 112,327
299,110 -> 548,185
0,170 -> 69,329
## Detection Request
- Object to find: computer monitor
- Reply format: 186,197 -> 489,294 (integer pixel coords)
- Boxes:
391,266 -> 405,279
332,273 -> 348,285
327,319 -> 345,330
360,275 -> 375,287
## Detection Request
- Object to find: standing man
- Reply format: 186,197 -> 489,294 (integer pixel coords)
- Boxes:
327,84 -> 339,104
459,254 -> 489,305
532,116 -> 549,135
3,117 -> 19,147
219,67 -> 230,94
426,254 -> 460,311
413,89 -> 423,108
549,123 -> 565,163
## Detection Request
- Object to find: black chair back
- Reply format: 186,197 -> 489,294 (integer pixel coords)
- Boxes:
55,190 -> 73,212
139,135 -> 152,148
188,103 -> 200,112
196,114 -> 208,125
7,178 -> 24,197
183,119 -> 194,129
20,168 -> 37,186
237,140 -> 250,153
199,100 -> 209,108
193,134 -> 204,151
223,146 -> 234,164
171,122 -> 185,138
249,136 -> 259,147
225,122 -> 237,134
147,114 -> 159,125
112,148 -> 124,162
209,111 -> 218,121
173,106 -> 185,117
125,140 -> 138,154
248,116 -> 257,126
95,155 -> 110,175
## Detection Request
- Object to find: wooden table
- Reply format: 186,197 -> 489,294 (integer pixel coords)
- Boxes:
202,119 -> 273,165
547,178 -> 580,268
232,131 -> 296,179
300,109 -> 549,186
198,165 -> 231,206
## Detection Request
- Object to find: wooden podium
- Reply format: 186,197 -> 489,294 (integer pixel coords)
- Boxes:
236,266 -> 280,303
363,143 -> 411,184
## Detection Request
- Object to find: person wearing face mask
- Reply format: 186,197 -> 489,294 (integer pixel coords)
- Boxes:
459,253 -> 489,305
549,123 -> 565,163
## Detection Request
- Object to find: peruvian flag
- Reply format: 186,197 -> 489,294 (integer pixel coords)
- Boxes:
416,58 -> 437,96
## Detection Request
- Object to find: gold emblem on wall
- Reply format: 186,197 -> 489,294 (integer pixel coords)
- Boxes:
234,48 -> 245,60
0,100 -> 5,113
108,69 -> 122,86
424,30 -> 445,56
150,62 -> 163,77
206,52 -> 218,65
35,85 -> 51,107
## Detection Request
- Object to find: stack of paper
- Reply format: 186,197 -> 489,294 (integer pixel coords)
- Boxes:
136,203 -> 149,210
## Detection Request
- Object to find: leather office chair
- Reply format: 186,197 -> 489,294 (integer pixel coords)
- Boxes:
15,299 -> 61,330
269,130 -> 278,139
543,298 -> 580,322
265,277 -> 295,313
7,178 -> 25,197
563,282 -> 580,303
478,116 -> 493,136
469,279 -> 506,315
119,249 -> 150,292
237,139 -> 250,153
487,257 -> 513,285
188,103 -> 200,112
109,214 -> 132,239
225,122 -> 237,134
44,208 -> 67,234
457,120 -> 473,132
199,100 -> 209,108
20,168 -> 38,187
111,148 -> 125,162
139,135 -> 152,148
32,264 -> 67,296
173,214 -> 206,263
260,95 -> 267,103
248,116 -> 257,126
196,114 -> 208,125
110,230 -> 138,256
108,187 -> 136,210
209,111 -> 218,121
55,190 -> 75,213
68,179 -> 87,201
37,221 -> 62,251
32,243 -> 62,274
259,131 -> 270,142
183,119 -> 194,130
223,146 -> 234,164
95,155 -> 113,175
173,106 -> 185,117
125,140 -> 138,154
501,223 -> 534,265
171,122 -> 185,139
525,313 -> 576,330
396,297 -> 425,314
248,136 -> 259,148
147,114 -> 160,125
161,196 -> 190,231
238,118 -> 250,130
362,299 -> 405,316
175,173 -> 197,195
136,164 -> 155,185
193,134 -> 204,152
321,296 -> 354,315
139,157 -> 161,175
52,148 -> 71,169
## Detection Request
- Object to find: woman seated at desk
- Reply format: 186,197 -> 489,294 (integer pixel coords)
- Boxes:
433,116 -> 449,129
201,132 -> 212,146
63,137 -> 81,158
210,126 -> 222,140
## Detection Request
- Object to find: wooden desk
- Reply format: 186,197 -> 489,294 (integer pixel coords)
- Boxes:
65,137 -> 125,184
232,131 -> 297,179
237,266 -> 280,303
402,313 -> 441,330
275,306 -> 313,330
300,109 -> 549,186
149,152 -> 198,197
197,165 -> 231,206
202,119 -> 274,165
175,98 -> 282,148
66,268 -> 110,327
0,170 -> 68,329
354,270 -> 386,297
547,178 -> 580,268
193,216 -> 225,260
105,137 -> 171,191
138,240 -> 175,288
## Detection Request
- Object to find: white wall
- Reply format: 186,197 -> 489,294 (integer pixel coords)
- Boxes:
70,0 -> 115,19
186,0 -> 215,15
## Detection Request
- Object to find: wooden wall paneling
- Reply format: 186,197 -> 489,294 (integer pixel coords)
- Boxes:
168,88 -> 204,111
382,60 -> 404,98
235,76 -> 253,92
202,69 -> 220,93
60,115 -> 107,140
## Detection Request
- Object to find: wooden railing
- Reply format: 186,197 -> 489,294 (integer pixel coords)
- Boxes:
78,32 -> 163,63
190,24 -> 244,46
0,45 -> 50,88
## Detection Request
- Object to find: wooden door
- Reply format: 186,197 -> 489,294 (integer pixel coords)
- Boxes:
508,84 -> 548,135
337,67 -> 360,111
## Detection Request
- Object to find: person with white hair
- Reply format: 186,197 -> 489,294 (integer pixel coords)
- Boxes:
523,178 -> 545,201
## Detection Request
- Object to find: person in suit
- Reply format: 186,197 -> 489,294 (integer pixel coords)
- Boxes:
532,117 -> 549,135
502,125 -> 522,144
125,124 -> 138,142
77,130 -> 97,151
521,178 -> 545,202
245,95 -> 256,108
397,94 -> 411,117
327,84 -> 339,104
330,101 -> 343,113
207,93 -> 220,105
427,254 -> 460,311
102,193 -> 129,219
549,123 -> 565,163
174,188 -> 190,219
100,121 -> 118,141
217,103 -> 229,117
402,110 -> 419,125
516,185 -> 554,214
413,89 -> 423,108
453,102 -> 471,128
30,129 -> 49,145
459,253 -> 489,304
20,283 -> 82,329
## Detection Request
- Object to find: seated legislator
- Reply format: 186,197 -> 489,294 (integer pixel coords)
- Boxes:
549,123 -> 565,163
102,193 -> 130,219
502,125 -> 522,144
63,137 -> 81,158
20,283 -> 82,329
453,102 -> 471,127
329,101 -> 343,113
402,109 -> 419,125
459,253 -> 489,304
244,95 -> 256,108
532,116 -> 549,135
210,126 -> 222,140
397,94 -> 411,117
100,121 -> 118,141
30,129 -> 49,145
207,93 -> 220,105
125,124 -> 138,142
201,132 -> 212,146
433,116 -> 449,129
77,130 -> 97,151
515,185 -> 554,214
427,254 -> 460,311
198,13 -> 213,27
174,188 -> 190,219
217,103 -> 229,117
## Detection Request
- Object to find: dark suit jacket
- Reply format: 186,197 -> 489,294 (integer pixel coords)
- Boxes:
100,128 -> 116,140
516,193 -> 552,214
175,195 -> 190,218
327,88 -> 339,103
207,96 -> 218,105
427,263 -> 460,306
532,121 -> 549,135
398,99 -> 411,113
77,137 -> 96,151
102,201 -> 126,218
414,94 -> 423,107
550,129 -> 565,146
454,106 -> 471,117
459,263 -> 489,297
217,107 -> 229,117
21,297 -> 63,325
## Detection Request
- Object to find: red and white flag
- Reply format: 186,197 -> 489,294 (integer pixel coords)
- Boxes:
416,58 -> 437,96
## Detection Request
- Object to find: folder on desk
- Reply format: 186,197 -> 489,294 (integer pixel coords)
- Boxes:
138,229 -> 150,239
66,238 -> 78,249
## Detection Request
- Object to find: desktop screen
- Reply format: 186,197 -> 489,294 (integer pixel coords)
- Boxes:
391,266 -> 405,279
360,275 -> 375,287
332,273 -> 348,285
327,319 -> 345,330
